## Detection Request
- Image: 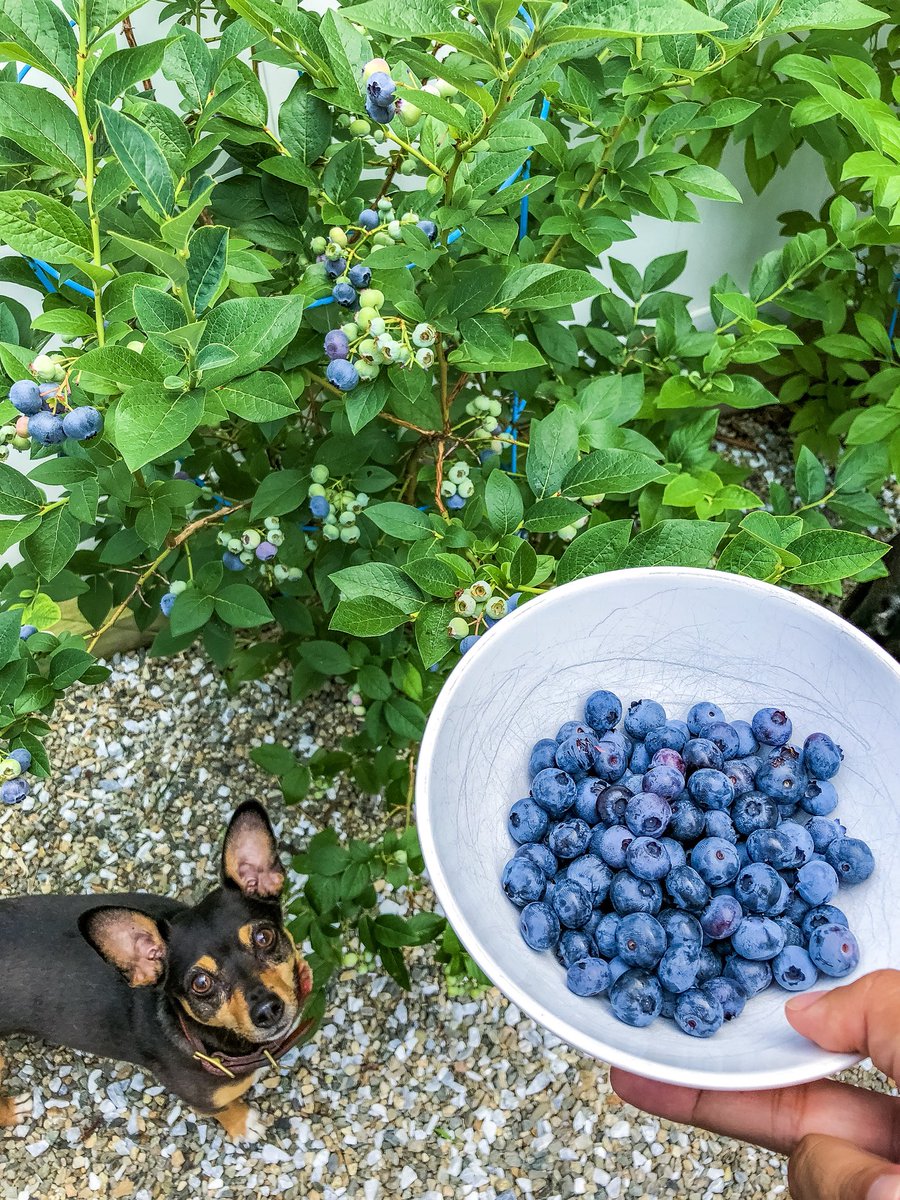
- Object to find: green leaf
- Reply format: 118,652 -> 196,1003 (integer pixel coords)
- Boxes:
161,29 -> 211,108
794,446 -> 827,505
322,138 -> 363,205
385,695 -> 426,741
364,503 -> 434,542
23,506 -> 80,580
716,531 -> 780,581
556,520 -> 632,584
133,284 -> 184,334
0,190 -> 91,264
0,83 -> 83,175
553,0 -> 726,36
523,497 -> 586,533
345,376 -> 389,434
86,40 -> 168,115
330,563 -> 423,613
0,0 -> 77,86
198,296 -> 304,387
113,385 -> 204,472
0,462 -> 42,516
496,264 -> 606,312
526,407 -> 580,500
509,539 -> 538,589
484,470 -> 523,536
414,602 -> 453,668
0,609 -> 23,670
330,596 -> 409,637
218,371 -> 295,423
98,103 -> 175,219
357,664 -> 392,700
741,510 -> 804,548
186,225 -> 228,315
299,641 -> 354,676
75,345 -> 162,386
135,496 -> 171,547
768,0 -> 883,34
170,589 -> 214,636
250,469 -> 307,518
214,584 -> 273,628
346,0 -> 460,37
615,519 -> 724,569
279,77 -> 332,164
781,530 -> 889,585
672,164 -> 742,203
402,557 -> 458,599
562,449 -> 666,497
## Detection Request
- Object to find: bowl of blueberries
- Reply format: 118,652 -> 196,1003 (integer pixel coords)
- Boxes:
416,566 -> 899,1090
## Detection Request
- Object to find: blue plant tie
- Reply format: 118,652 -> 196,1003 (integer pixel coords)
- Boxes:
889,271 -> 900,348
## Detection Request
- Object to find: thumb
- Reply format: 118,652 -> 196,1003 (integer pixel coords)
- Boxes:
785,969 -> 900,1082
789,1133 -> 900,1200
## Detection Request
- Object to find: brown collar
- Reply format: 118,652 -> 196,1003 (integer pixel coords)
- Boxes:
179,958 -> 315,1079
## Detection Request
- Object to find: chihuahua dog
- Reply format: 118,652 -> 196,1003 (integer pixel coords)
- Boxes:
0,800 -> 313,1142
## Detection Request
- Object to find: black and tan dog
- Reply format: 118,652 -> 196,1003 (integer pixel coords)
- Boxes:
0,801 -> 313,1141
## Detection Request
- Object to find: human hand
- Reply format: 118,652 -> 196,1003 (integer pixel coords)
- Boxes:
610,971 -> 900,1200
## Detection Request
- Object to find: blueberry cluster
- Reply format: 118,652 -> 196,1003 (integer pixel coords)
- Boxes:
503,695 -> 874,1038
363,58 -> 397,125
449,583 -> 521,656
8,357 -> 103,448
440,460 -> 474,512
0,745 -> 33,806
213,517 -> 289,573
307,463 -> 369,545
463,395 -> 512,454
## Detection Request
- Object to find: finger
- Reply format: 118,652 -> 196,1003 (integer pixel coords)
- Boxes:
786,970 -> 900,1083
609,1069 -> 900,1159
789,1133 -> 900,1200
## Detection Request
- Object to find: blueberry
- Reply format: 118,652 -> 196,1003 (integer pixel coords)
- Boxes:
515,843 -> 557,878
772,945 -> 819,992
735,863 -> 782,914
324,329 -> 350,359
507,798 -> 549,844
624,699 -> 666,740
696,947 -> 724,984
645,722 -> 688,755
777,821 -> 815,869
825,837 -> 875,885
592,735 -> 629,782
222,552 -> 244,571
731,915 -> 785,961
642,764 -> 684,800
255,540 -> 277,561
723,760 -> 756,799
331,281 -> 357,307
660,989 -> 678,1019
742,754 -> 763,779
607,956 -> 630,985
628,742 -> 650,773
796,860 -> 839,906
573,777 -> 607,825
751,707 -> 792,747
706,722 -> 740,759
529,738 -> 559,778
674,988 -> 724,1038
775,918 -> 804,947
756,753 -> 806,802
625,836 -> 670,881
19,625 -> 36,640
324,256 -> 346,279
366,71 -> 396,105
595,784 -> 632,827
566,957 -> 610,996
808,923 -> 860,977
62,406 -> 103,441
358,208 -> 379,230
159,592 -> 176,617
550,878 -> 592,928
416,219 -> 438,242
686,702 -> 724,736
616,913 -> 666,969
802,732 -> 843,780
584,689 -> 622,733
682,739 -> 724,774
620,773 -> 644,796
800,904 -> 847,941
325,358 -> 360,391
723,955 -> 772,997
556,733 -> 598,776
548,818 -> 591,860
596,826 -> 634,870
747,827 -> 787,866
660,837 -> 686,868
566,855 -> 612,905
688,769 -> 735,812
625,793 -> 671,838
593,912 -> 621,957
557,931 -> 594,968
704,811 -> 737,843
701,977 -> 747,1021
732,792 -> 778,836
665,865 -> 711,912
657,943 -> 701,993
28,411 -> 65,444
9,748 -> 31,773
806,816 -> 844,853
700,895 -> 743,940
785,889 -> 812,925
1,778 -> 28,805
658,909 -> 703,946
531,768 -> 575,818
651,748 -> 685,773
520,902 -> 560,951
609,969 -> 663,1027
800,779 -> 838,816
609,872 -> 662,916
310,495 -> 330,518
669,798 -> 705,843
730,720 -> 758,757
347,263 -> 372,289
502,857 -> 546,907
9,379 -> 41,414
556,720 -> 590,744
690,838 -> 740,887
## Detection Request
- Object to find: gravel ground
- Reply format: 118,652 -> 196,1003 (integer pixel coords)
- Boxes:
0,652 -> 892,1200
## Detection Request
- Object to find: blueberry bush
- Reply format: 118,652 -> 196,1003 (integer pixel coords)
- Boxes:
0,0 -> 896,1013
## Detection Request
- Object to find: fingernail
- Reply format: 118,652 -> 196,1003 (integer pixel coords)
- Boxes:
785,992 -> 828,1015
867,1175 -> 900,1200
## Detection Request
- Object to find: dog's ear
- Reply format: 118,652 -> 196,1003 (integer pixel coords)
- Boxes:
79,907 -> 168,987
221,801 -> 285,899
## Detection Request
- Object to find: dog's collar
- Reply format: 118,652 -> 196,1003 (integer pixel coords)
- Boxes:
179,959 -> 314,1079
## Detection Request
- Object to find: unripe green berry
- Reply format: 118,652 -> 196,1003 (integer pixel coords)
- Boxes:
288,567 -> 303,581
239,549 -> 254,564
399,101 -> 421,128
357,337 -> 378,363
0,758 -> 21,781
339,511 -> 357,526
363,57 -> 390,80
377,197 -> 393,212
273,564 -> 289,582
435,79 -> 458,98
340,525 -> 360,544
127,340 -> 145,354
582,493 -> 605,506
373,129 -> 385,143
308,483 -> 327,498
559,524 -> 578,542
356,360 -> 381,380
341,322 -> 359,340
481,415 -> 498,432
304,537 -> 317,553
440,480 -> 457,497
447,462 -> 469,484
395,345 -> 411,365
456,476 -> 475,499
264,516 -> 281,531
415,347 -> 434,369
368,317 -> 386,337
337,113 -> 352,128
485,595 -> 507,620
372,232 -> 392,246
268,529 -> 285,546
448,617 -> 469,639
359,288 -> 384,310
355,493 -> 370,508
241,528 -> 262,549
387,220 -> 402,238
412,323 -> 436,347
323,525 -> 340,541
311,464 -> 329,485
470,580 -> 492,602
473,397 -> 491,413
227,538 -> 242,554
349,118 -> 370,136
356,307 -> 378,331
311,236 -> 328,254
454,591 -> 476,617
329,227 -> 348,247
170,580 -> 188,596
487,399 -> 502,417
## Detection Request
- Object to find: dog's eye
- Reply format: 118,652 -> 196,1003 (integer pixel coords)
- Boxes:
191,972 -> 213,995
253,927 -> 276,950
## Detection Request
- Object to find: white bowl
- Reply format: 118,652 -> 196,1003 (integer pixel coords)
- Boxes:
416,566 -> 900,1091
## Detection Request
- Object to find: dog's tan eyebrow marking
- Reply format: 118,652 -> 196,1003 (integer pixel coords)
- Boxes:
194,955 -> 218,973
237,923 -> 254,949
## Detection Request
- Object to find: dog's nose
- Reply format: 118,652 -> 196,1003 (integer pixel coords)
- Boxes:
252,996 -> 284,1029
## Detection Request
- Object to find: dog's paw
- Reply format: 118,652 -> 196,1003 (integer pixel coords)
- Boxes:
0,1094 -> 32,1130
236,1108 -> 266,1145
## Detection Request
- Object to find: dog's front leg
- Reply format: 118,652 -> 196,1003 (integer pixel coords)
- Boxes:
198,1070 -> 267,1144
0,1053 -> 32,1132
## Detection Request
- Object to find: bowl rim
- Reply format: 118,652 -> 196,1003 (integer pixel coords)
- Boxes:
415,565 -> 880,1090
